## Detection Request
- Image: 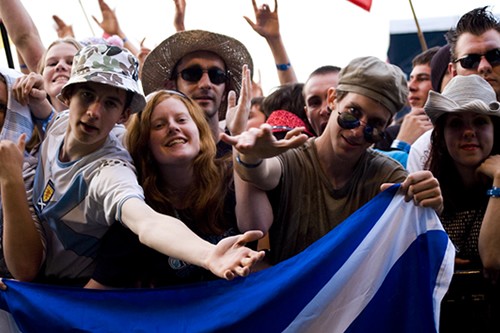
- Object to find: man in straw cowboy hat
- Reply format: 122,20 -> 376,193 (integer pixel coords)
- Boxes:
0,43 -> 264,288
141,29 -> 253,157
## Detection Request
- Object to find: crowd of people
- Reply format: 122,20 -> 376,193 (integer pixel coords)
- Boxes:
0,0 -> 499,331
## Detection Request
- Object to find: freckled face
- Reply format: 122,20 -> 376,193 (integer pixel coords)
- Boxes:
149,97 -> 200,166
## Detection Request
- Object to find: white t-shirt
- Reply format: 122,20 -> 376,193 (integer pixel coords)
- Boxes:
406,129 -> 432,172
31,111 -> 144,281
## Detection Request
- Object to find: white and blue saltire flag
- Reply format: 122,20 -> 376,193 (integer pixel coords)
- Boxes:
0,185 -> 454,333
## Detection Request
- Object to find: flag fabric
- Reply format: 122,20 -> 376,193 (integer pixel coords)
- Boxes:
0,185 -> 454,333
347,0 -> 372,11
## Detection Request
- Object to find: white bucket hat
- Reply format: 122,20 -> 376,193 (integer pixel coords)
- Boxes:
424,74 -> 500,124
60,44 -> 146,114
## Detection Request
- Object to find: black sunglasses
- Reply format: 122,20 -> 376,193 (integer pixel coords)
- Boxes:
177,65 -> 228,85
336,110 -> 385,143
453,48 -> 500,70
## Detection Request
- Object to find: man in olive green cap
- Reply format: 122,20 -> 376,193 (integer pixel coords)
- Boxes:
222,56 -> 444,264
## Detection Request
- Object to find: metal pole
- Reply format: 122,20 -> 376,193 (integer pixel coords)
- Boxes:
79,0 -> 96,36
0,21 -> 15,69
409,0 -> 428,51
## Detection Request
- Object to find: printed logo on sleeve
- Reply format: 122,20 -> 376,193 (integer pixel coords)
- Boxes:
37,179 -> 55,210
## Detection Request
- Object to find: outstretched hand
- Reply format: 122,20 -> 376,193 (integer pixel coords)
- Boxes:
207,230 -> 265,280
220,124 -> 308,160
381,170 -> 443,214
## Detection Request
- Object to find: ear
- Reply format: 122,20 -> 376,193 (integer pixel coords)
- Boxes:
56,92 -> 70,106
164,79 -> 176,90
327,87 -> 337,110
118,108 -> 131,124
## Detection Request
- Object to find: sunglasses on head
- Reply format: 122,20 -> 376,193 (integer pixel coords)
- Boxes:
177,65 -> 228,85
453,48 -> 500,70
336,110 -> 385,143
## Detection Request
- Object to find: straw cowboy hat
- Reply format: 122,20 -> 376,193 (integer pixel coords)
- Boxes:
141,30 -> 253,120
424,74 -> 500,124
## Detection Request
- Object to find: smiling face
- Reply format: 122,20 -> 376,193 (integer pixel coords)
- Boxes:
321,90 -> 391,164
444,111 -> 494,170
303,72 -> 340,136
148,97 -> 201,166
42,42 -> 79,102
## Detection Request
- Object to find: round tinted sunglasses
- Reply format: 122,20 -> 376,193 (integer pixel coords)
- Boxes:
453,48 -> 500,70
336,109 -> 385,143
177,65 -> 228,85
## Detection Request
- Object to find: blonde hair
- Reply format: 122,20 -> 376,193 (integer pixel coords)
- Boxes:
37,37 -> 82,74
126,90 -> 232,234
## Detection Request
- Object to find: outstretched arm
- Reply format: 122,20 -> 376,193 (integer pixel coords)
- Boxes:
224,65 -> 274,233
0,135 -> 44,281
120,198 -> 265,280
244,0 -> 297,84
0,0 -> 45,72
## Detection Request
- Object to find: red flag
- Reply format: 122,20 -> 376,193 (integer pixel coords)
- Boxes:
348,0 -> 372,11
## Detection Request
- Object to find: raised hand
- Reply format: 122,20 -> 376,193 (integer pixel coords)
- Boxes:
92,0 -> 121,36
52,15 -> 75,38
244,0 -> 280,39
225,64 -> 252,136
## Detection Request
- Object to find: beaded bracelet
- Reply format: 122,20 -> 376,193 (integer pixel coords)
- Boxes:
236,154 -> 263,168
486,186 -> 500,197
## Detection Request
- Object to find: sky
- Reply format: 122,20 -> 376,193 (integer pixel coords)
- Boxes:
1,0 -> 498,94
